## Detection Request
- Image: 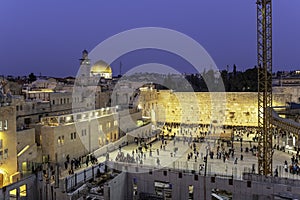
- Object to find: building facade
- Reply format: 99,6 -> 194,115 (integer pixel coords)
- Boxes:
0,106 -> 19,187
37,107 -> 119,163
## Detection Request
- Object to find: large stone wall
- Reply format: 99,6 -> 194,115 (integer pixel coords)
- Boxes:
140,91 -> 290,127
273,86 -> 299,103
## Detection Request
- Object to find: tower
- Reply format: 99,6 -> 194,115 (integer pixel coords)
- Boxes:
79,49 -> 90,65
257,0 -> 273,176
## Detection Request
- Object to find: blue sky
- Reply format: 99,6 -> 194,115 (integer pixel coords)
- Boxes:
0,0 -> 299,77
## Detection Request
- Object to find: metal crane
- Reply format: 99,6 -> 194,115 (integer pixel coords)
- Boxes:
257,0 -> 273,176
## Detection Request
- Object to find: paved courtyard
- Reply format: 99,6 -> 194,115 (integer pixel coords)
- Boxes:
61,127 -> 300,181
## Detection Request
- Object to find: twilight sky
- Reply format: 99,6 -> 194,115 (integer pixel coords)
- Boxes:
0,0 -> 299,77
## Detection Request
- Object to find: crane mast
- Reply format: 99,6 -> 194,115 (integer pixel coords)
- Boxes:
257,0 -> 273,176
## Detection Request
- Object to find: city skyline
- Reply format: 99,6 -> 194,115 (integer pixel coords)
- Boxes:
0,1 -> 300,77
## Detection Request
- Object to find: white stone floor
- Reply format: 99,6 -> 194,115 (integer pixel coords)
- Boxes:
61,129 -> 300,180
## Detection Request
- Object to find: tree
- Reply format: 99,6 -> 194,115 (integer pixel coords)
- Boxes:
233,64 -> 237,77
28,73 -> 37,83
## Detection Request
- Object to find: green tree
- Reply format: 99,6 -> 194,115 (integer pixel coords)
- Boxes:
28,73 -> 37,83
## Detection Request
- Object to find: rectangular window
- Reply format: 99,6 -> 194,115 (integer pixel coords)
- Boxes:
0,139 -> 2,149
58,136 -> 61,145
0,150 -> 3,160
19,184 -> 27,197
0,121 -> 2,131
9,189 -> 17,198
107,122 -> 111,129
99,125 -> 103,131
4,120 -> 8,130
114,120 -> 118,126
4,149 -> 8,159
71,132 -> 76,140
188,185 -> 194,200
81,129 -> 87,136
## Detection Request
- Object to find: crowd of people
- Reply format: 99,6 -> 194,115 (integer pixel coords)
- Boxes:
64,154 -> 98,175
115,151 -> 135,163
61,122 -> 298,179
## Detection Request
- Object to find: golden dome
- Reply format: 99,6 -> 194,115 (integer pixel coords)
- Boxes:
90,60 -> 112,74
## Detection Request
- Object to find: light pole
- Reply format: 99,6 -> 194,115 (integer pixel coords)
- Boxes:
203,154 -> 208,200
118,106 -> 121,139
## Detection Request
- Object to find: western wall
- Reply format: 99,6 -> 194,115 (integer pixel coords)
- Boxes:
140,90 -> 291,127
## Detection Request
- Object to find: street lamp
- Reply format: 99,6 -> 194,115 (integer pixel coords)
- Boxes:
116,105 -> 121,139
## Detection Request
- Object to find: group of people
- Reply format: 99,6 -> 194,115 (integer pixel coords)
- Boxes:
283,154 -> 300,175
115,151 -> 135,163
64,154 -> 98,175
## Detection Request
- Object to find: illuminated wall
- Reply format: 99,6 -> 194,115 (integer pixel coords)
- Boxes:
139,90 -> 290,127
0,106 -> 18,187
39,110 -> 119,163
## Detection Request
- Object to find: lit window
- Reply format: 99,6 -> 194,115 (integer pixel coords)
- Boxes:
58,136 -> 61,144
4,120 -> 8,130
114,120 -> 118,126
99,125 -> 103,131
0,121 -> 2,131
61,136 -> 64,144
9,189 -> 17,198
189,185 -> 194,199
107,122 -> 111,129
19,184 -> 27,197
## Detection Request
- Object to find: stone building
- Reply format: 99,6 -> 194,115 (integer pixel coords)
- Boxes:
273,85 -> 300,103
16,128 -> 38,175
0,105 -> 19,187
36,107 -> 119,163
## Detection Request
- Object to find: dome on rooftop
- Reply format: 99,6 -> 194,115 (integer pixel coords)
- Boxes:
90,60 -> 112,79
